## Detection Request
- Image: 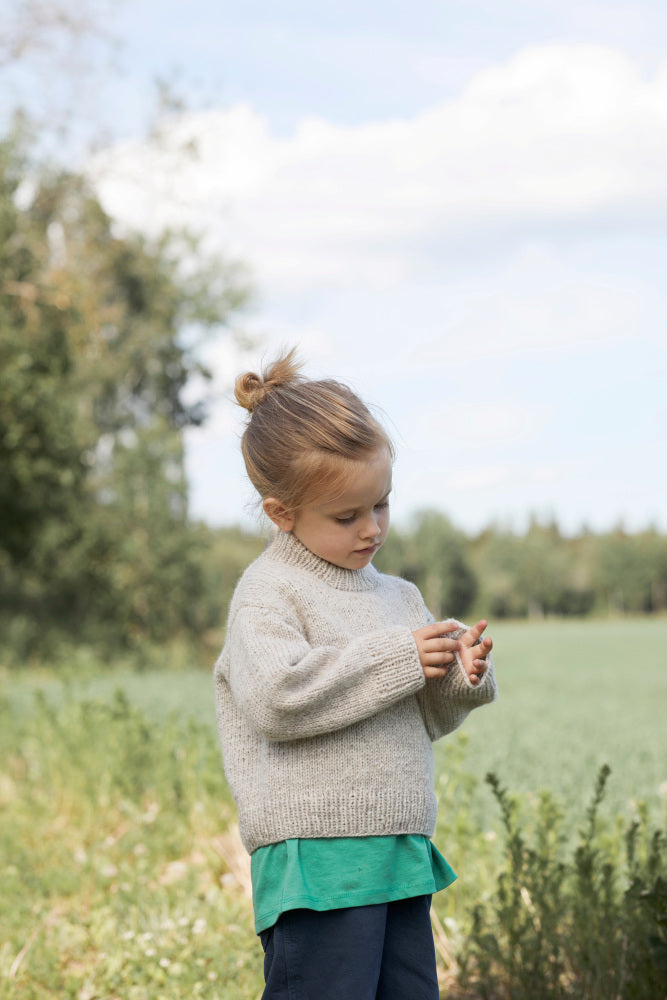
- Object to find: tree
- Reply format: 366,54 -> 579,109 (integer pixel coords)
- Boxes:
0,134 -> 90,564
471,519 -> 596,619
0,3 -> 258,656
0,131 -> 250,651
0,0 -> 126,163
595,529 -> 667,614
376,510 -> 477,619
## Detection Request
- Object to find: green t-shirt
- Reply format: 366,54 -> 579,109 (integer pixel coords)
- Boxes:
251,834 -> 457,934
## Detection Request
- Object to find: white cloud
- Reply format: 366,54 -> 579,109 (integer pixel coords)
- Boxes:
85,39 -> 667,533
449,466 -> 511,491
405,245 -> 663,364
90,44 -> 667,296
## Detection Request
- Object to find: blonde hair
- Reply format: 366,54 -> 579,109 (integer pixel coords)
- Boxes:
235,348 -> 394,513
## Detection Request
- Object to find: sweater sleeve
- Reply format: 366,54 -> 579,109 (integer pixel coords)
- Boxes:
223,602 -> 426,741
416,618 -> 498,741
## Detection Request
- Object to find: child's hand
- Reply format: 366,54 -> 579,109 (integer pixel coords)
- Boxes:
458,620 -> 493,685
412,622 -> 461,679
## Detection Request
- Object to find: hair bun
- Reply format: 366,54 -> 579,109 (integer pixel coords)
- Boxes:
234,371 -> 268,413
234,348 -> 303,413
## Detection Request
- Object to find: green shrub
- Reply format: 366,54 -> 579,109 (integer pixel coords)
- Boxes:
461,766 -> 667,1000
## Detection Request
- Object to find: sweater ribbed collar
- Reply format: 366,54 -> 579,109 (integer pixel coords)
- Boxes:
266,529 -> 380,592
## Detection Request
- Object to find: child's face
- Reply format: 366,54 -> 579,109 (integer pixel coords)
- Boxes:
268,448 -> 392,570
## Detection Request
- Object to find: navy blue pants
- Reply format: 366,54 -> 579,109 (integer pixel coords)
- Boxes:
258,895 -> 440,1000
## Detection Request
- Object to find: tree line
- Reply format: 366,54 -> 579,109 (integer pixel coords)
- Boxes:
376,511 -> 667,621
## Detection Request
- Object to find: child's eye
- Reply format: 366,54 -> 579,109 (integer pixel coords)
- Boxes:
374,501 -> 389,511
335,514 -> 356,525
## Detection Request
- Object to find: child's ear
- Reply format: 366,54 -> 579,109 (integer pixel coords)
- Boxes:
263,498 -> 295,532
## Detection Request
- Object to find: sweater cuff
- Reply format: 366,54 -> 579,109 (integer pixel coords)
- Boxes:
447,652 -> 497,705
368,626 -> 426,705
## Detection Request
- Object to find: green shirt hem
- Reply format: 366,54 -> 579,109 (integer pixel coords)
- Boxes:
251,835 -> 457,934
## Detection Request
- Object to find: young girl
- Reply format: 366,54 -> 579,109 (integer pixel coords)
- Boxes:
214,350 -> 497,1000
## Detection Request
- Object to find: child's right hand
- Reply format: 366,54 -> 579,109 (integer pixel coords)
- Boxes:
412,622 -> 461,679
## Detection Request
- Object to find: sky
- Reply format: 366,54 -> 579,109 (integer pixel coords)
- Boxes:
6,0 -> 667,534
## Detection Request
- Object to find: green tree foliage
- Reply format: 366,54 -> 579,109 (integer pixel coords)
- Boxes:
471,518 -> 596,619
380,513 -> 667,624
376,509 -> 477,619
470,519 -> 667,620
0,131 -> 250,653
595,527 -> 667,614
0,139 -> 87,563
194,526 -> 266,642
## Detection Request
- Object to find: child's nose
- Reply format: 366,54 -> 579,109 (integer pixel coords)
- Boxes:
360,513 -> 381,539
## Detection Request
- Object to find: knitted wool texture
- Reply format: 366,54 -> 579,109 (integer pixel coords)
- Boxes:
215,530 -> 497,855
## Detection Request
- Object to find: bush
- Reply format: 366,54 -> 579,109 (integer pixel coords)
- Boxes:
460,766 -> 667,1000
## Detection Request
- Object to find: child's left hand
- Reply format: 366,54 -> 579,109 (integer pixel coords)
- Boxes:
458,620 -> 493,686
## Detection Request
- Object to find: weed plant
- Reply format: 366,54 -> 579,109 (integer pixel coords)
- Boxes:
460,767 -> 667,1000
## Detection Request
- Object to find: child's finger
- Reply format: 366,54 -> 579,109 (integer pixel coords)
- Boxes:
425,635 -> 459,652
423,665 -> 450,679
463,620 -> 487,644
433,621 -> 461,635
413,621 -> 460,643
421,650 -> 457,666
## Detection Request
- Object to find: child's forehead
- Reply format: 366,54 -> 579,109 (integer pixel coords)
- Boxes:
318,450 -> 393,510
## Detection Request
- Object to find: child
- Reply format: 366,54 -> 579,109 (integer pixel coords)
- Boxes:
214,349 -> 497,1000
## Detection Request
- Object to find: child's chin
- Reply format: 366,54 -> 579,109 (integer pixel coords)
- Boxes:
351,549 -> 377,566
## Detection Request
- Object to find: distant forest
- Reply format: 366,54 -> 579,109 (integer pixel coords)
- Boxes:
204,513 -> 667,641
376,511 -> 667,620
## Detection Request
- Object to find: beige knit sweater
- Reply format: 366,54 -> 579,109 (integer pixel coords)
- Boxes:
214,529 -> 497,854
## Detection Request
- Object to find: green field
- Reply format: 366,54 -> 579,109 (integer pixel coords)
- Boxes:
9,618 -> 664,816
453,617 -> 667,819
1,619 -> 666,999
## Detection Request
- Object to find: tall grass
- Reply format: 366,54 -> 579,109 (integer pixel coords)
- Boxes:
0,688 -> 262,1000
2,682 -> 665,999
1,619 -> 665,998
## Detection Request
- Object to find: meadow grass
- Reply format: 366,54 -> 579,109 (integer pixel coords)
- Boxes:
451,617 -> 667,818
11,617 -> 664,816
1,618 -> 665,998
0,688 -> 264,1000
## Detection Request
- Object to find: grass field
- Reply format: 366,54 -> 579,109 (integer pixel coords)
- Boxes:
1,618 -> 665,999
455,617 -> 667,818
9,618 -> 665,815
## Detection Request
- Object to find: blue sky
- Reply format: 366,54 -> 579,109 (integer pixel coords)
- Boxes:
105,0 -> 667,131
95,1 -> 667,131
6,0 -> 667,533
